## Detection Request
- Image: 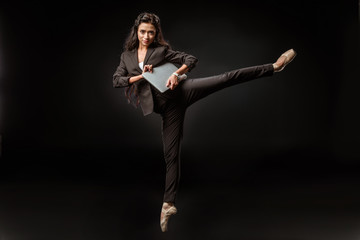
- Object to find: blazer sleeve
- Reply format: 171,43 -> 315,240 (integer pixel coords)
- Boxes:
113,53 -> 131,88
164,48 -> 198,72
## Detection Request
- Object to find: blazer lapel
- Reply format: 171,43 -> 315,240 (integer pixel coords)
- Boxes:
132,47 -> 155,73
143,47 -> 155,65
130,49 -> 142,73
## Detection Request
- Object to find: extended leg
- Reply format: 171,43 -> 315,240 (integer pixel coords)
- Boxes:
180,63 -> 274,107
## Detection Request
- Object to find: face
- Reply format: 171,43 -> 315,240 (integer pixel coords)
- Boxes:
137,22 -> 156,48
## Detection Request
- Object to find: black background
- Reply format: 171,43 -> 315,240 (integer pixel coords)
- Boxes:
0,1 -> 359,239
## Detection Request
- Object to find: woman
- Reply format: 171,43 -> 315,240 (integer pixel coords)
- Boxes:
113,12 -> 296,232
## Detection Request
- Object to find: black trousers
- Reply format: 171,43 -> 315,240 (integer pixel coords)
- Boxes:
152,63 -> 274,203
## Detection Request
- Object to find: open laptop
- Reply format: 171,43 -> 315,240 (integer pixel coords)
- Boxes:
142,62 -> 181,93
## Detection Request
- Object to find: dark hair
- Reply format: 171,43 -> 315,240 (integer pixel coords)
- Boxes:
124,12 -> 170,51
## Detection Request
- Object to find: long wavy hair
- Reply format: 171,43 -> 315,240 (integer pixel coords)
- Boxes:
124,12 -> 170,107
124,12 -> 171,51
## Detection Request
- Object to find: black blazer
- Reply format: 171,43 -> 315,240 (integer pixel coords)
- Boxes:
113,46 -> 198,116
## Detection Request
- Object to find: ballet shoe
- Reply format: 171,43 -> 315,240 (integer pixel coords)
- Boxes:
273,49 -> 297,72
160,205 -> 177,232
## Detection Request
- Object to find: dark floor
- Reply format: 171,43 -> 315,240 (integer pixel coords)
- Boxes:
0,148 -> 360,240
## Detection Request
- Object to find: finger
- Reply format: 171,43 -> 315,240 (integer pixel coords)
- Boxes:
145,65 -> 151,72
149,65 -> 153,73
172,82 -> 177,88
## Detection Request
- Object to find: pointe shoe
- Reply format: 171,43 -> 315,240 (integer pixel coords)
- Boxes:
273,49 -> 297,72
160,205 -> 177,232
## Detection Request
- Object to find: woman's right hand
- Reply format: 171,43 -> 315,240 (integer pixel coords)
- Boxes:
129,65 -> 153,84
142,64 -> 153,74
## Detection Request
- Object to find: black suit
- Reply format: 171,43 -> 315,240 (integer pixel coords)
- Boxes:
113,45 -> 274,203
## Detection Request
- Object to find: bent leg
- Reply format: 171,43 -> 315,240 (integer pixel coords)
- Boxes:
180,63 -> 274,107
161,102 -> 186,203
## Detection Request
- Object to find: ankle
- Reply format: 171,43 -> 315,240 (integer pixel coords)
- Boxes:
273,63 -> 278,71
273,62 -> 283,72
163,202 -> 174,209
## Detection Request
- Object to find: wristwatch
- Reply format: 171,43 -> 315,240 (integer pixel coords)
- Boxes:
172,72 -> 180,79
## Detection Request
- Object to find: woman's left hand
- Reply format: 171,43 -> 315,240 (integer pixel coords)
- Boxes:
166,74 -> 179,90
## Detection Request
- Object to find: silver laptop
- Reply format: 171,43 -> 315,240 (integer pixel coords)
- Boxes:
142,62 -> 179,93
